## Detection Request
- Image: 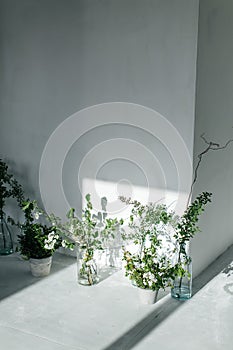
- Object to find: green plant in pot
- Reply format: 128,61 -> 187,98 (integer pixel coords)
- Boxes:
17,200 -> 63,277
0,159 -> 25,255
48,194 -> 124,286
171,191 -> 212,299
119,196 -> 179,304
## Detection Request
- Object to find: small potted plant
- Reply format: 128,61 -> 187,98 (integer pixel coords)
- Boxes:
17,200 -> 64,277
0,159 -> 25,255
119,196 -> 179,304
49,194 -> 124,285
171,191 -> 212,299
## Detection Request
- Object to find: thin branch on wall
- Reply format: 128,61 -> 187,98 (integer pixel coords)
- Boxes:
187,131 -> 233,207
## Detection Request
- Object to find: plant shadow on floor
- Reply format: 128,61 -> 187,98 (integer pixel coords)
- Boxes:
0,251 -> 124,301
0,252 -> 76,301
98,266 -> 121,282
222,261 -> 233,277
222,259 -> 233,296
102,243 -> 233,350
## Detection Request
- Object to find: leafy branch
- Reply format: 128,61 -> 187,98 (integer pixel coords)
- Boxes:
175,191 -> 212,250
0,159 -> 25,219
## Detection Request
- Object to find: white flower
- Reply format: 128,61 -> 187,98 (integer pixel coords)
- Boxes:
48,231 -> 55,239
62,240 -> 67,248
44,239 -> 55,250
44,243 -> 51,250
34,212 -> 40,220
148,280 -> 153,287
143,272 -> 150,280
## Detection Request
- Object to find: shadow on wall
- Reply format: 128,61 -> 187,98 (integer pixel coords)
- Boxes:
82,177 -> 189,217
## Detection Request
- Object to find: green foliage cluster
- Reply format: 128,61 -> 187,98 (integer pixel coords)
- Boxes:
120,193 -> 212,292
123,249 -> 177,291
120,197 -> 178,244
48,194 -> 124,285
50,194 -> 124,253
0,159 -> 25,218
120,197 -> 179,291
174,191 -> 212,255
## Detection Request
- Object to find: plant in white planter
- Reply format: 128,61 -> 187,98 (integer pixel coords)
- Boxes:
48,194 -> 124,285
119,197 -> 179,304
17,201 -> 64,277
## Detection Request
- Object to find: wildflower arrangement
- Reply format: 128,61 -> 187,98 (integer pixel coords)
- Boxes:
48,194 -> 124,285
17,201 -> 64,259
119,197 -> 179,291
49,194 -> 124,251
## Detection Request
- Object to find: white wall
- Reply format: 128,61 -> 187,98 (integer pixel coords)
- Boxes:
0,1 -> 199,237
192,0 -> 233,276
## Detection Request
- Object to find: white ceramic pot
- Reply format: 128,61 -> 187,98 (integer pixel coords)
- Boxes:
29,256 -> 52,277
138,288 -> 159,305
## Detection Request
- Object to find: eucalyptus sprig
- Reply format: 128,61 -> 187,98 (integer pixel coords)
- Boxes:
49,194 -> 124,252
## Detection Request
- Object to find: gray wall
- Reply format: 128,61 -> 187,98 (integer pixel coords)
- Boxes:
1,1 -> 199,237
192,0 -> 233,276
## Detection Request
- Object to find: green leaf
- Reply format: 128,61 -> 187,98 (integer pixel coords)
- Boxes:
85,193 -> 91,202
67,208 -> 75,219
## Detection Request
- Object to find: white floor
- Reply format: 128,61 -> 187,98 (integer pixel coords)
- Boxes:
0,246 -> 233,350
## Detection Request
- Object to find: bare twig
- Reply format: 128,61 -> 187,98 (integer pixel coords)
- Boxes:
187,132 -> 233,207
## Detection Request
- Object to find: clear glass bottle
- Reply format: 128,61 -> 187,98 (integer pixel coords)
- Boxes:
171,255 -> 192,300
0,215 -> 14,255
77,247 -> 99,286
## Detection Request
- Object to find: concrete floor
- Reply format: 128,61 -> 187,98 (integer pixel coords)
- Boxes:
0,245 -> 233,350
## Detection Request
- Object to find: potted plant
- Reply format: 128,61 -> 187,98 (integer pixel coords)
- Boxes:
119,196 -> 179,304
17,200 -> 64,277
49,194 -> 124,285
171,191 -> 212,299
0,159 -> 25,255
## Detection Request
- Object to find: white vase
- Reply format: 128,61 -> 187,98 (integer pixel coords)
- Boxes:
29,256 -> 52,277
138,288 -> 159,305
